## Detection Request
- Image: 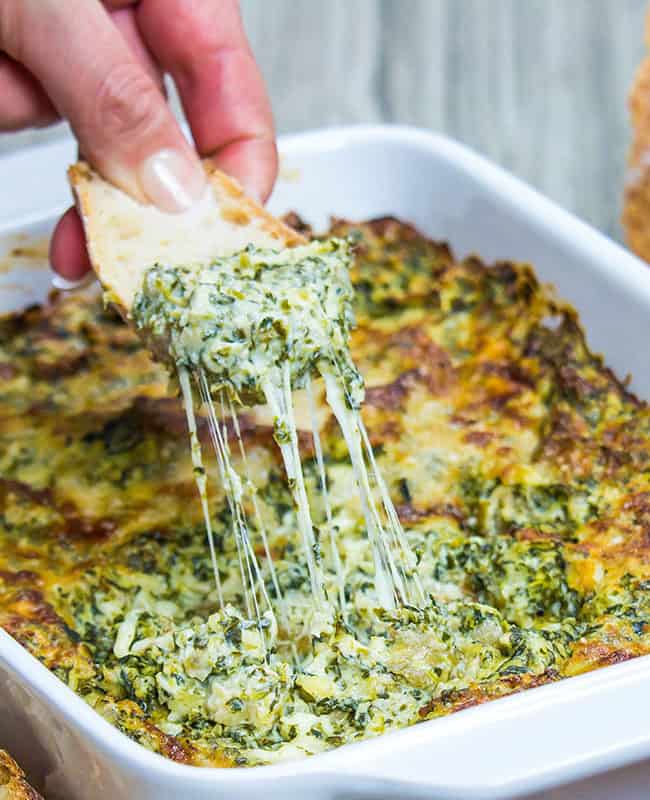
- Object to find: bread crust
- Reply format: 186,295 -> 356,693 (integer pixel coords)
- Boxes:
0,750 -> 43,800
622,13 -> 650,261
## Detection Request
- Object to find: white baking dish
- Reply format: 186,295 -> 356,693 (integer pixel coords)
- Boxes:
1,125 -> 650,800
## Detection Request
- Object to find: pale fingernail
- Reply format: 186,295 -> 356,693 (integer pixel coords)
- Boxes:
239,177 -> 264,205
139,149 -> 205,213
51,271 -> 96,291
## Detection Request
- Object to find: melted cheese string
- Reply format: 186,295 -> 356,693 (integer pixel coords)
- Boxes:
306,375 -> 347,620
180,367 -> 276,651
321,369 -> 398,609
263,363 -> 326,609
178,366 -> 224,608
222,391 -> 298,662
196,370 -> 274,641
183,343 -> 424,620
358,420 -> 425,606
327,358 -> 424,607
184,355 -> 423,619
225,392 -> 285,612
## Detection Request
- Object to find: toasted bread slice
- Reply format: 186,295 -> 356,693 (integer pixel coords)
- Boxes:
0,750 -> 43,800
623,11 -> 650,262
68,160 -> 306,313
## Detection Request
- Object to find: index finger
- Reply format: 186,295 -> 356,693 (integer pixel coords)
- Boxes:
0,0 -> 204,209
136,0 -> 277,202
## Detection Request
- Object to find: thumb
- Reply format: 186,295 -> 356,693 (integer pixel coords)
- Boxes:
1,0 -> 205,212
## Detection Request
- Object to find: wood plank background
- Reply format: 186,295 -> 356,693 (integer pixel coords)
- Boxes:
1,0 -> 647,241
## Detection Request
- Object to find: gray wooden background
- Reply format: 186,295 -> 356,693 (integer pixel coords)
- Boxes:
0,0 -> 647,241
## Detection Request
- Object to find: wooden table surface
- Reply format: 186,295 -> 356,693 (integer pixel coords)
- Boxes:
0,0 -> 647,243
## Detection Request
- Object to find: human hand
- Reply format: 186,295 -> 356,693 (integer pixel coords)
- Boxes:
0,0 -> 277,281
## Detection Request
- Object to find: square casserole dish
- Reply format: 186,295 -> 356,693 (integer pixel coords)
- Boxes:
2,125 -> 650,800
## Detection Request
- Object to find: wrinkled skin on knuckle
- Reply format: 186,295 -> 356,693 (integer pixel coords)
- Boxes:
0,0 -> 19,52
167,0 -> 234,53
85,62 -> 166,152
0,0 -> 31,65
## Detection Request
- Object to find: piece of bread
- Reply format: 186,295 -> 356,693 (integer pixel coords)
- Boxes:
622,12 -> 650,262
69,160 -> 306,313
0,750 -> 43,800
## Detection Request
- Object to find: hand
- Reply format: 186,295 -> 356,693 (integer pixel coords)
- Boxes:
0,0 -> 277,281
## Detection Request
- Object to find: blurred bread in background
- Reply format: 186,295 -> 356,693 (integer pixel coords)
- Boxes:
0,750 -> 43,800
623,12 -> 650,262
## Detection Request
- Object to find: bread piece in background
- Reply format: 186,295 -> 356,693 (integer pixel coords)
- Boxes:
0,751 -> 43,800
623,12 -> 650,261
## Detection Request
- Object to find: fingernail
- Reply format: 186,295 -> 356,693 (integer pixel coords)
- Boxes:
139,149 -> 205,213
243,183 -> 264,205
237,174 -> 264,205
51,271 -> 95,291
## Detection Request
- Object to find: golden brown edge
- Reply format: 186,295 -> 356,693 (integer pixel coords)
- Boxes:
200,160 -> 307,247
0,750 -> 43,800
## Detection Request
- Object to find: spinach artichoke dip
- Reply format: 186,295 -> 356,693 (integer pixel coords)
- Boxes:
130,236 -> 415,612
131,238 -> 363,408
2,216 -> 650,768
